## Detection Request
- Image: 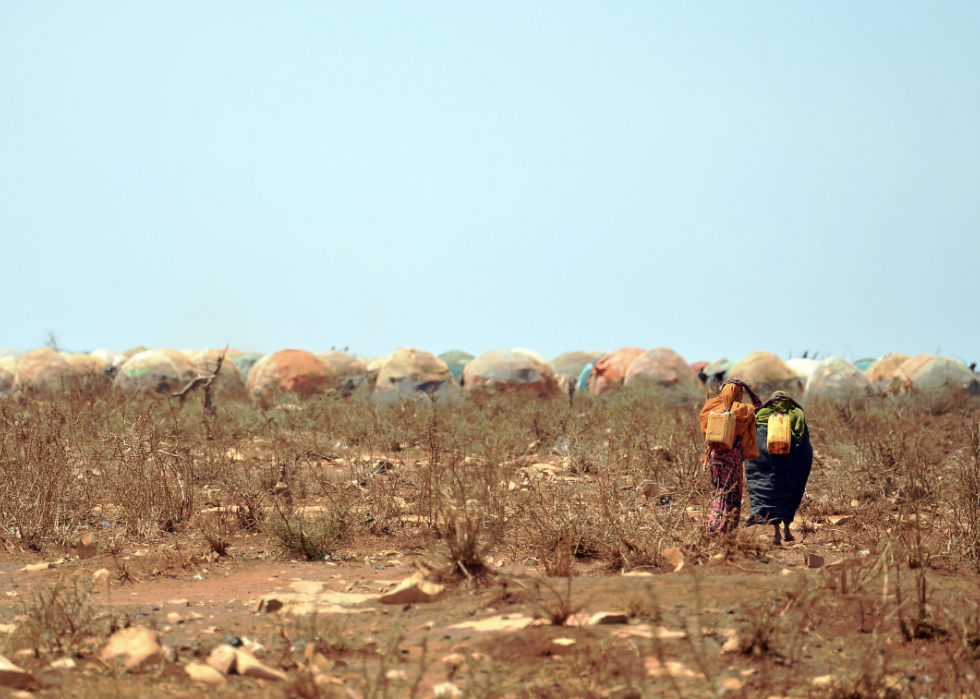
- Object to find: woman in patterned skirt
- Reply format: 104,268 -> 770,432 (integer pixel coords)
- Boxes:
698,379 -> 761,536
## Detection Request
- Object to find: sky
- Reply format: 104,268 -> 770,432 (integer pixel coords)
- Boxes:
2,3 -> 978,365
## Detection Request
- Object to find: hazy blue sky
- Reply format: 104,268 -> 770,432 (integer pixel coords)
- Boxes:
2,3 -> 978,365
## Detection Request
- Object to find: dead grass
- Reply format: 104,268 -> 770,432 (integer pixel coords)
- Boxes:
3,381 -> 980,695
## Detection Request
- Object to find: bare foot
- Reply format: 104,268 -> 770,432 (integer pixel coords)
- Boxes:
782,521 -> 795,542
772,523 -> 782,546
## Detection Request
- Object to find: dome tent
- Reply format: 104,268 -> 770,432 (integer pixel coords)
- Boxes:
805,356 -> 870,406
14,348 -> 75,394
893,355 -> 979,397
786,358 -> 819,384
64,354 -> 109,374
316,350 -> 370,392
114,349 -> 197,395
577,357 -> 602,391
374,348 -> 456,398
438,351 -> 474,382
0,356 -> 19,392
589,347 -> 645,396
246,349 -> 330,404
865,354 -> 910,389
727,351 -> 804,401
462,350 -> 562,398
186,349 -> 249,402
552,351 -> 605,391
232,352 -> 263,379
624,347 -> 704,405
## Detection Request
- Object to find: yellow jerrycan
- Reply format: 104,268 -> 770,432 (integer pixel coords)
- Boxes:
767,413 -> 792,455
705,410 -> 736,452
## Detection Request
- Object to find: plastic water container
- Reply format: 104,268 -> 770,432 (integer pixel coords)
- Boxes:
767,413 -> 792,455
705,411 -> 736,452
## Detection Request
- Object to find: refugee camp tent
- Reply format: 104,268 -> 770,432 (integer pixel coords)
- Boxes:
119,346 -> 149,362
14,348 -> 75,394
727,351 -> 804,400
805,356 -> 870,406
64,354 -> 108,374
855,359 -> 875,373
511,348 -> 550,367
462,350 -> 562,398
893,355 -> 979,397
624,347 -> 705,405
865,354 -> 910,389
90,349 -> 116,365
374,348 -> 456,397
690,361 -> 710,375
577,358 -> 601,391
247,349 -> 330,403
552,351 -> 605,391
786,358 -> 819,385
114,349 -> 197,395
186,349 -> 249,401
0,356 -> 19,392
438,351 -> 475,382
317,350 -> 370,390
703,357 -> 733,387
589,347 -> 645,396
232,352 -> 263,379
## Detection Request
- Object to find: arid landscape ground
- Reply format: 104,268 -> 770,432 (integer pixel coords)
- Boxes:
2,384 -> 980,698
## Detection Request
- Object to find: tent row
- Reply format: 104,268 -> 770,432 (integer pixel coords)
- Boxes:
1,345 -> 976,407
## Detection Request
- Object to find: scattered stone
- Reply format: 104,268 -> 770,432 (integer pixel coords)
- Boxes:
185,662 -> 228,687
720,635 -> 740,653
655,627 -> 687,640
804,552 -> 825,569
167,613 -> 182,624
19,562 -> 51,573
77,532 -> 98,560
385,669 -> 408,681
827,515 -> 851,526
646,657 -> 701,678
234,649 -> 287,681
92,568 -> 111,581
661,547 -> 686,573
50,657 -> 76,670
547,638 -> 577,656
377,574 -> 445,605
719,677 -> 742,691
0,625 -> 16,635
206,645 -> 238,675
811,675 -> 838,687
586,612 -> 629,626
257,590 -> 377,616
100,626 -> 162,671
289,581 -> 325,595
780,568 -> 795,576
623,571 -> 654,577
449,615 -> 537,632
167,598 -> 189,606
433,682 -> 463,697
0,656 -> 37,690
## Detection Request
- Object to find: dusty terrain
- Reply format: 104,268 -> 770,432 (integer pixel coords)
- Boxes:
1,386 -> 979,697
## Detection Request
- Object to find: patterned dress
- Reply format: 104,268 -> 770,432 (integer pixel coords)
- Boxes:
707,435 -> 744,536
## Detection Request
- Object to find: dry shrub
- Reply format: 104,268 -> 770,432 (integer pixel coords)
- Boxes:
268,501 -> 348,561
11,579 -> 105,656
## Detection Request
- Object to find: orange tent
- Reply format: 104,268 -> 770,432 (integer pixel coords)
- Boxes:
15,348 -> 75,394
247,349 -> 330,403
589,347 -> 645,396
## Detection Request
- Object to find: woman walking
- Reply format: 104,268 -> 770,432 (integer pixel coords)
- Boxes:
744,391 -> 813,545
699,379 -> 761,536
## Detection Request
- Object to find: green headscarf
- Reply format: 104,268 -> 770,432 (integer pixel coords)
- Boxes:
755,391 -> 806,442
